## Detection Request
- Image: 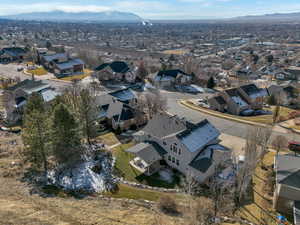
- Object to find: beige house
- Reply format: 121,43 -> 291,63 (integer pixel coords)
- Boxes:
127,113 -> 231,182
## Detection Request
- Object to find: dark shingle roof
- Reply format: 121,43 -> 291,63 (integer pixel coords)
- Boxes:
240,84 -> 260,96
157,69 -> 189,78
142,113 -> 186,138
276,155 -> 300,189
214,96 -> 226,105
0,47 -> 26,57
109,88 -> 136,103
95,61 -> 130,73
189,157 -> 213,173
126,141 -> 167,165
6,79 -> 45,92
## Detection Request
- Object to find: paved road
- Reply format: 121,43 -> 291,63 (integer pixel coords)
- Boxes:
0,63 -> 70,92
163,91 -> 300,142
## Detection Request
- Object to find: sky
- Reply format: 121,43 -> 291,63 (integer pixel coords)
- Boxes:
2,0 -> 300,20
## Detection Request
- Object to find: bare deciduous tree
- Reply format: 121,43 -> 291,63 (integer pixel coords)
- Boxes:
137,90 -> 167,118
272,135 -> 288,156
187,197 -> 215,225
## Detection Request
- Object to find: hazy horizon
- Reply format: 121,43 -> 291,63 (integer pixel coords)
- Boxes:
2,0 -> 300,20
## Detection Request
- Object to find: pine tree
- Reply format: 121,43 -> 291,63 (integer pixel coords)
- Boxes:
22,94 -> 49,175
51,103 -> 83,166
78,89 -> 98,145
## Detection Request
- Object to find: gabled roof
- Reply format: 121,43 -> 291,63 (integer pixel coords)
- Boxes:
126,141 -> 167,165
0,47 -> 26,57
55,58 -> 84,70
109,88 -> 136,103
157,69 -> 190,78
42,53 -> 67,62
189,144 -> 227,173
240,84 -> 260,95
142,113 -> 186,139
95,61 -> 130,73
177,119 -> 220,153
214,96 -> 226,105
276,155 -> 300,189
6,79 -> 49,93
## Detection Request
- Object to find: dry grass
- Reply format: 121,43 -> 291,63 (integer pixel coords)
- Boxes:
237,152 -> 292,225
95,132 -> 120,147
60,69 -> 93,81
27,67 -> 48,76
0,132 -> 185,225
162,49 -> 188,55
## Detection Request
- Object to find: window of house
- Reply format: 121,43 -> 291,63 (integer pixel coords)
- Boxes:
176,159 -> 179,166
173,146 -> 177,154
168,155 -> 171,161
178,149 -> 181,155
172,157 -> 175,163
163,141 -> 167,145
170,145 -> 173,151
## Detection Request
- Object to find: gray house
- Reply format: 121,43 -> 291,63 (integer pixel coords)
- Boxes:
209,84 -> 268,115
3,79 -> 58,124
273,154 -> 300,225
127,113 -> 231,182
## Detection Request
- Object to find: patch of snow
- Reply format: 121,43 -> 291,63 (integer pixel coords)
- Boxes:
47,146 -> 116,193
159,169 -> 174,183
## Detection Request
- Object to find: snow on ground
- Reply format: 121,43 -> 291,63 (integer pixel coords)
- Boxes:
47,146 -> 116,193
159,169 -> 174,183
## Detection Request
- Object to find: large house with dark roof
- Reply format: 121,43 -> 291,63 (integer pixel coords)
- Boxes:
95,92 -> 146,131
208,83 -> 268,115
3,79 -> 58,124
273,155 -> 300,225
40,53 -> 84,78
0,47 -> 27,63
95,61 -> 136,83
127,113 -> 230,182
153,69 -> 193,88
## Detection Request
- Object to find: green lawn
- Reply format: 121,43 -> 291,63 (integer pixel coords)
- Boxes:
113,143 -> 181,189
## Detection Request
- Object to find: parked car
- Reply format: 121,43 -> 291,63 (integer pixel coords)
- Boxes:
288,141 -> 300,153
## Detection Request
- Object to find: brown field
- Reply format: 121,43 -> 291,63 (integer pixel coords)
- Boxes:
0,132 -> 187,225
162,49 -> 189,55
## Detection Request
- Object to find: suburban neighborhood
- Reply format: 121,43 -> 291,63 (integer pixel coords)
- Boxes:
0,3 -> 300,225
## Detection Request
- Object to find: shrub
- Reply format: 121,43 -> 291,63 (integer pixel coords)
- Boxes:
158,196 -> 178,215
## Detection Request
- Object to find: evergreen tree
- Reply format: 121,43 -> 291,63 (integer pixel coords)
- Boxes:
22,94 -> 49,175
207,77 -> 215,89
78,89 -> 98,145
51,103 -> 82,166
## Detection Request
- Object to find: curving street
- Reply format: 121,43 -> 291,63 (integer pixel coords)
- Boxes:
164,91 -> 300,142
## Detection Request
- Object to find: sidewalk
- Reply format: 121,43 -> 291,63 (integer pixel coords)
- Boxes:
180,100 -> 291,134
180,100 -> 268,127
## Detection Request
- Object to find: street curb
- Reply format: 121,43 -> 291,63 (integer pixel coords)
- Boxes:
278,124 -> 300,135
179,100 -> 268,127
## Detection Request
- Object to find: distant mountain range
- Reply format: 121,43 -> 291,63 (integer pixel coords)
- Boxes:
1,11 -> 143,23
2,10 -> 300,23
229,12 -> 300,22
